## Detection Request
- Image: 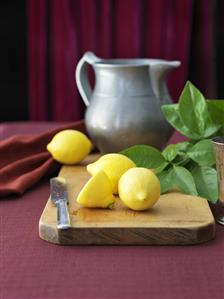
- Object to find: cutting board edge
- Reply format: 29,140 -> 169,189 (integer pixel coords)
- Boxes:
39,217 -> 216,245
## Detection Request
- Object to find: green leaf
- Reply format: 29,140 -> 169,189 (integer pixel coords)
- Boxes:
179,81 -> 209,136
203,121 -> 221,138
178,82 -> 220,138
120,145 -> 167,170
170,166 -> 198,196
207,100 -> 224,125
181,159 -> 197,171
192,166 -> 218,203
162,142 -> 192,162
186,139 -> 215,166
157,170 -> 173,193
158,165 -> 199,195
174,141 -> 192,152
162,144 -> 178,162
173,157 -> 191,167
161,104 -> 201,140
154,162 -> 169,174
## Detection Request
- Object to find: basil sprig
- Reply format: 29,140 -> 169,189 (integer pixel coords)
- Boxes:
121,81 -> 224,203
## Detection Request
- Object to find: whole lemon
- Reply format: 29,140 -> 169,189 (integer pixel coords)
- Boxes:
118,167 -> 160,211
47,130 -> 92,164
87,153 -> 136,194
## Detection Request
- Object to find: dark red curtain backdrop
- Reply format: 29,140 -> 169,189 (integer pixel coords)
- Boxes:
27,0 -> 214,121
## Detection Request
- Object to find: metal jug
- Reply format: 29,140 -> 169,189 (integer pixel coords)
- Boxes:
76,51 -> 180,153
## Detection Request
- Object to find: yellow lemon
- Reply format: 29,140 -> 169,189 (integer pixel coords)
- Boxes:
76,170 -> 115,208
47,130 -> 92,164
87,154 -> 136,194
118,167 -> 160,211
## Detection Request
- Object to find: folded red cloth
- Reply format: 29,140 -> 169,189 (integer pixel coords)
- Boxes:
0,120 -> 86,197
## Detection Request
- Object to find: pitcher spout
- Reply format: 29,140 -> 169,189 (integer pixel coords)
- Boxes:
149,60 -> 181,101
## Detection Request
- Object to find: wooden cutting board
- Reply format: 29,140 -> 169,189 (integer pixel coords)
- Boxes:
39,154 -> 216,245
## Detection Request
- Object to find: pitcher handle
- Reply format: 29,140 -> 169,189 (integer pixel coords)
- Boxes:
75,51 -> 100,107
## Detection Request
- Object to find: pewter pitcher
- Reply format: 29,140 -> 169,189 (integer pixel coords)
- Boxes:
76,51 -> 180,153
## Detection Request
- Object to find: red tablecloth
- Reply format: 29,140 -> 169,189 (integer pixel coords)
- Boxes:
0,122 -> 223,299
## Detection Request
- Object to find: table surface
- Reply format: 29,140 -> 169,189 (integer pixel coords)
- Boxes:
0,122 -> 223,299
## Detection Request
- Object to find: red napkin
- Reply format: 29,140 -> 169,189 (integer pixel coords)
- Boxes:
0,120 -> 86,197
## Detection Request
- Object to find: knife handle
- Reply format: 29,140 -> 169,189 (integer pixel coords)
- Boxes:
57,200 -> 71,229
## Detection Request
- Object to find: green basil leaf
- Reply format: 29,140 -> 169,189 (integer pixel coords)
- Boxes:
162,142 -> 192,162
174,141 -> 192,152
170,166 -> 198,196
162,144 -> 178,162
161,104 -> 201,139
203,121 -> 221,138
172,157 -> 191,167
186,139 -> 215,166
179,81 -> 208,136
192,166 -> 218,203
178,82 -> 219,138
157,169 -> 172,193
207,100 -> 224,125
154,162 -> 169,174
120,145 -> 167,170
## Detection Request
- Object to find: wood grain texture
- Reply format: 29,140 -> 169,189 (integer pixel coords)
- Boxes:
39,154 -> 216,245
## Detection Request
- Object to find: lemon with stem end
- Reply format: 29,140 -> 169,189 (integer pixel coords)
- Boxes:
118,167 -> 160,211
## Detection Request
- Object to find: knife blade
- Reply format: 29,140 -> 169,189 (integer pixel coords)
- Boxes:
50,177 -> 71,229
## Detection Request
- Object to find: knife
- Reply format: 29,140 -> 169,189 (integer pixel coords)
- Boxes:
50,177 -> 71,229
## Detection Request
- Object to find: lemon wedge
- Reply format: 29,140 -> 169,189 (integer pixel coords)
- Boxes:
76,170 -> 115,208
